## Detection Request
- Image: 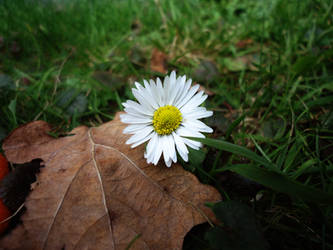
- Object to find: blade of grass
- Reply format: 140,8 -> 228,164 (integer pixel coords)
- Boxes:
188,137 -> 278,171
249,134 -> 272,163
282,140 -> 302,173
225,113 -> 247,140
291,158 -> 317,179
8,98 -> 17,127
224,164 -> 333,205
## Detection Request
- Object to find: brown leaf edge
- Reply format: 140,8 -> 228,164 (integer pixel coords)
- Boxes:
1,113 -> 221,249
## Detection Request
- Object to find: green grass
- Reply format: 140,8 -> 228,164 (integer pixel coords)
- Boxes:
1,0 -> 333,249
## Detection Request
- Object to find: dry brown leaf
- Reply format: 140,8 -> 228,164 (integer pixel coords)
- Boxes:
150,48 -> 168,74
1,113 -> 221,250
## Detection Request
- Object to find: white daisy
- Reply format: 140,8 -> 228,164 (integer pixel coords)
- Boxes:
120,71 -> 213,167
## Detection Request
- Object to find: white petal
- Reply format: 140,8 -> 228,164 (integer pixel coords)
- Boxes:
134,82 -> 157,109
124,107 -> 151,118
181,138 -> 202,150
126,126 -> 154,145
175,84 -> 200,109
134,81 -> 143,90
123,124 -> 151,134
163,75 -> 170,91
182,119 -> 213,133
173,132 -> 189,162
176,129 -> 203,150
152,136 -> 163,165
161,135 -> 176,166
123,100 -> 152,116
142,80 -> 159,109
167,76 -> 182,105
149,79 -> 163,108
167,72 -> 176,100
167,71 -> 176,90
162,136 -> 170,166
171,75 -> 186,105
174,78 -> 192,107
132,88 -> 155,112
167,134 -> 177,163
120,114 -> 152,124
156,78 -> 165,106
183,108 -> 213,119
131,133 -> 154,148
166,71 -> 178,105
170,71 -> 176,82
148,79 -> 161,107
165,158 -> 172,167
145,132 -> 158,162
176,126 -> 205,138
144,79 -> 160,109
163,75 -> 172,105
180,91 -> 208,114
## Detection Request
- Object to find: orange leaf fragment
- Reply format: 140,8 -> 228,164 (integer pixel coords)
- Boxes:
150,48 -> 168,74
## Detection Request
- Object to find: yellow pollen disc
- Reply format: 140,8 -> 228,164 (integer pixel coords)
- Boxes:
152,105 -> 182,135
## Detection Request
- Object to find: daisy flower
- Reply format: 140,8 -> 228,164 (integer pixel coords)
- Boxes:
120,71 -> 213,167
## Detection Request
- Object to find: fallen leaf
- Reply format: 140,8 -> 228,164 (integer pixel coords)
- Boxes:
150,48 -> 168,74
1,113 -> 221,250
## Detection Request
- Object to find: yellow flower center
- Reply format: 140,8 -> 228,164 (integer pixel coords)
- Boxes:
152,105 -> 182,135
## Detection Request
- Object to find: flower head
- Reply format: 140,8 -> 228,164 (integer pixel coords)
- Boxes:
120,71 -> 213,167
